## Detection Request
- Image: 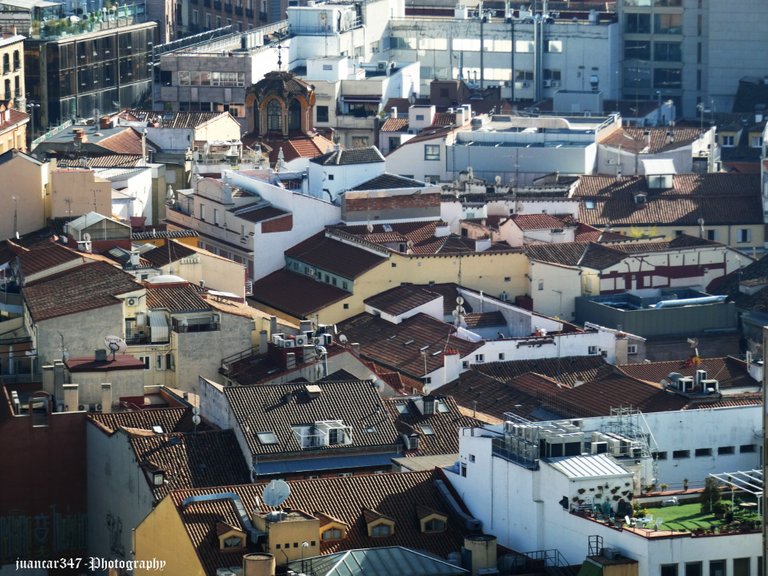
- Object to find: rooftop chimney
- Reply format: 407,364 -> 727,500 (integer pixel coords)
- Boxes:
101,383 -> 112,413
391,107 -> 398,119
63,384 -> 79,412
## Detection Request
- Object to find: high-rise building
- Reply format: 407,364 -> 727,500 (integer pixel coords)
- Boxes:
618,0 -> 768,118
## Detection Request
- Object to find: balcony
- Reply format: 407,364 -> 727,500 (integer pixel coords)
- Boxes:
225,3 -> 233,13
246,8 -> 254,17
235,6 -> 243,15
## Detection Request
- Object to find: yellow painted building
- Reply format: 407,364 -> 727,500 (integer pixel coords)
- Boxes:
0,149 -> 47,239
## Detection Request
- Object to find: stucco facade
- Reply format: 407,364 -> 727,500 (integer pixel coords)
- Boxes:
50,169 -> 113,220
0,151 -> 48,240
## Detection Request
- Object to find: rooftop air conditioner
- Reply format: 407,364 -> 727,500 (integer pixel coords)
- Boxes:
295,335 -> 307,347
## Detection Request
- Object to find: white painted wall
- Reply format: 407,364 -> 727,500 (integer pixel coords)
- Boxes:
306,156 -> 386,202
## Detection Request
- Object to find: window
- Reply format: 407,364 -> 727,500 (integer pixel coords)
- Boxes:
738,229 -> 751,243
625,13 -> 650,33
709,560 -> 725,576
474,354 -> 484,363
672,450 -> 690,459
625,40 -> 651,60
156,355 -> 165,370
352,136 -> 369,148
424,144 -> 440,161
733,558 -> 750,576
515,40 -> 534,53
538,280 -> 544,291
460,462 -> 467,477
138,355 -> 150,370
370,524 -> 391,537
660,565 -> 678,576
684,563 -> 702,576
717,446 -> 734,455
415,114 -> 425,121
584,200 -> 596,210
627,344 -> 638,355
654,13 -> 682,34
740,444 -> 756,453
343,303 -> 349,309
199,204 -> 206,221
721,135 -> 735,147
316,105 -> 329,122
322,528 -> 342,541
655,42 -> 682,62
267,99 -> 282,132
462,361 -> 469,369
424,518 -> 446,532
706,229 -> 717,241
752,136 -> 764,148
420,424 -> 435,436
256,431 -> 279,445
654,68 -> 681,89
652,451 -> 667,460
694,448 -> 711,457
498,353 -> 505,360
469,454 -> 475,462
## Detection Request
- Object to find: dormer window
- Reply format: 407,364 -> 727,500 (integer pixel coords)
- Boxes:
363,508 -> 395,538
217,523 -> 246,551
370,523 -> 392,537
423,517 -> 447,533
321,527 -> 343,541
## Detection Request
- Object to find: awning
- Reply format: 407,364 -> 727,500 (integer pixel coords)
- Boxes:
148,310 -> 169,343
341,95 -> 381,103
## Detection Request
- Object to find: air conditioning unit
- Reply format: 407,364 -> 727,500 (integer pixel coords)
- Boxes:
295,335 -> 307,347
282,339 -> 295,348
551,81 -> 560,88
126,297 -> 138,307
377,60 -> 388,71
323,333 -> 333,345
543,79 -> 552,87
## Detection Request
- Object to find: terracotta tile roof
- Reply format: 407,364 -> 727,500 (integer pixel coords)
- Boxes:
88,407 -> 198,435
127,429 -> 251,500
97,127 -> 146,155
384,395 -> 482,456
432,112 -> 457,127
331,222 -> 518,256
573,223 -> 626,243
349,173 -> 426,191
551,372 -> 689,417
146,284 -> 211,313
472,356 -> 609,387
310,147 -> 385,166
601,127 -> 704,154
15,241 -> 85,279
616,357 -> 757,390
141,242 -> 197,268
133,229 -> 199,240
222,380 -> 400,457
525,243 -> 589,267
463,311 -> 505,328
171,468 -> 472,576
335,312 -> 483,380
57,155 -> 145,168
708,253 -> 768,309
364,285 -> 442,316
510,213 -> 569,231
125,109 -> 231,130
0,107 -> 29,131
574,174 -> 762,227
380,118 -> 409,132
248,269 -> 349,319
23,261 -> 141,321
286,232 -> 387,278
233,204 -> 289,223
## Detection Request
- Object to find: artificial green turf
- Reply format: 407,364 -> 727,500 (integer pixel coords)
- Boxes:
640,502 -> 725,532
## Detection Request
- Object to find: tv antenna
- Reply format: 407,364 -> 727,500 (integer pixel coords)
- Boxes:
263,479 -> 291,508
104,335 -> 127,360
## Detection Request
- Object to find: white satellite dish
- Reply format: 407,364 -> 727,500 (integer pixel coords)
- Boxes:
83,232 -> 92,242
104,335 -> 127,358
338,334 -> 348,344
192,414 -> 201,426
456,296 -> 464,305
263,479 -> 291,508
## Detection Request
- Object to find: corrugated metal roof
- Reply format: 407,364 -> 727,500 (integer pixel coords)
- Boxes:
548,453 -> 630,479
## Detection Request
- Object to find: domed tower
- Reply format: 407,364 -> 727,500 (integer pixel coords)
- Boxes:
245,71 -> 316,138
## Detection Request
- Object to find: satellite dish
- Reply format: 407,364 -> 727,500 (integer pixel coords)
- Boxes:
456,296 -> 464,305
192,406 -> 200,416
104,335 -> 127,358
338,334 -> 348,344
83,232 -> 92,242
314,345 -> 327,359
263,479 -> 291,508
192,414 -> 201,426
687,338 -> 698,348
366,223 -> 374,233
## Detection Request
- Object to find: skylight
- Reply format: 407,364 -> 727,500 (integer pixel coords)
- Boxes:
256,431 -> 279,445
436,400 -> 449,413
420,424 -> 435,436
152,425 -> 164,434
585,200 -> 596,210
396,404 -> 410,415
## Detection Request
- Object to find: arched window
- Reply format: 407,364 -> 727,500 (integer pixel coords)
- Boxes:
288,99 -> 302,131
2,54 -> 8,73
267,100 -> 282,132
12,50 -> 20,71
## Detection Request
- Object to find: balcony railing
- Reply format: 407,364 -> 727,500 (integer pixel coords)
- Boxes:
172,319 -> 220,333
